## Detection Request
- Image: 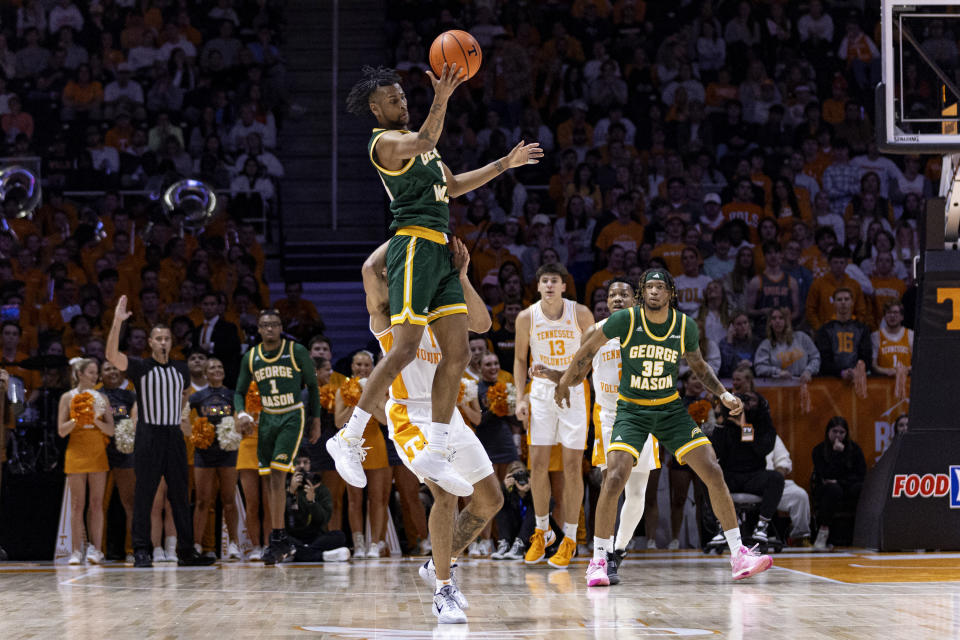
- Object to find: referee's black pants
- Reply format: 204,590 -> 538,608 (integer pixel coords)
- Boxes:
132,422 -> 195,553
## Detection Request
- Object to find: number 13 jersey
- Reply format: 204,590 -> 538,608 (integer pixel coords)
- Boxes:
528,299 -> 582,386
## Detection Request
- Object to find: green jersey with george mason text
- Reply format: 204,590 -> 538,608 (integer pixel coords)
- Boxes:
601,306 -> 699,403
368,128 -> 450,233
234,338 -> 322,418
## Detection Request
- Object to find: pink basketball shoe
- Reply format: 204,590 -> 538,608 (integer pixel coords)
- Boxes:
731,544 -> 773,580
586,558 -> 610,587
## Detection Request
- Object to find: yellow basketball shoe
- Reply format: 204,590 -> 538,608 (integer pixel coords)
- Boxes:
524,528 -> 557,564
547,537 -> 577,569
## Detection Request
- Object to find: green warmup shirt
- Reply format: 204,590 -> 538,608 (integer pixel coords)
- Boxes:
601,306 -> 699,406
234,338 -> 322,418
368,128 -> 450,233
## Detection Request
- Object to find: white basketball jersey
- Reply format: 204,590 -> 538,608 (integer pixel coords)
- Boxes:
528,299 -> 582,384
591,319 -> 621,410
374,324 -> 440,404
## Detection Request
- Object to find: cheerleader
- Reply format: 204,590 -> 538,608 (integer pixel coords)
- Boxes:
101,361 -> 138,563
58,358 -> 114,565
335,350 -> 390,558
185,358 -> 241,560
237,380 -> 268,561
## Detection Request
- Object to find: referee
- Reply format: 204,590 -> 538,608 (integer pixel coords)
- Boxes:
107,295 -> 214,567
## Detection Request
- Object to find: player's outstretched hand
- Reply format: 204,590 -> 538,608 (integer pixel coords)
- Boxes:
720,391 -> 743,416
425,63 -> 465,101
450,236 -> 470,276
505,140 -> 544,168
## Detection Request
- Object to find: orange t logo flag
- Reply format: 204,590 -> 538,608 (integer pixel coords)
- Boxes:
938,288 -> 960,330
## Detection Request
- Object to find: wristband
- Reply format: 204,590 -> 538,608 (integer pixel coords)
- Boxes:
720,392 -> 736,404
237,411 -> 253,422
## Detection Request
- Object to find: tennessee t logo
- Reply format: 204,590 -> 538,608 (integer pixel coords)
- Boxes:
937,288 -> 960,330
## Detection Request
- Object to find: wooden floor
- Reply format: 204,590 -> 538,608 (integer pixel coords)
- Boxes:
3,549 -> 959,639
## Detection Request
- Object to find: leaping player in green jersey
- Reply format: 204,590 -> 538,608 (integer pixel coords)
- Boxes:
555,269 -> 774,585
330,64 -> 543,497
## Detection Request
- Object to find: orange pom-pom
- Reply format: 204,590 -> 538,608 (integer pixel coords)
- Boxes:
190,417 -> 215,449
340,377 -> 364,407
457,381 -> 465,405
486,381 -> 509,417
318,383 -> 338,412
70,392 -> 97,428
245,382 -> 262,418
687,399 -> 712,425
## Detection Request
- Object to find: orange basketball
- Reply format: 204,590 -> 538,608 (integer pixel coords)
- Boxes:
429,30 -> 483,80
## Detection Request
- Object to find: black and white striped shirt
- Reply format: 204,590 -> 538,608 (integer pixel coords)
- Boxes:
126,357 -> 190,427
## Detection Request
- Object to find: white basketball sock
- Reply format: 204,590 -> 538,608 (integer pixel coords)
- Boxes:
342,407 -> 371,439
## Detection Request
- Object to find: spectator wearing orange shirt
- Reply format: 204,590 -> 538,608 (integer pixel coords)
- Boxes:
1,95 -> 33,143
104,111 -> 136,152
556,101 -> 593,149
595,193 -> 644,253
869,252 -> 907,321
39,277 -> 81,333
838,16 -> 880,92
472,223 -> 522,285
275,281 -> 323,340
722,178 -> 764,243
650,214 -> 688,276
61,64 -> 103,121
806,247 -> 870,330
585,244 -> 626,305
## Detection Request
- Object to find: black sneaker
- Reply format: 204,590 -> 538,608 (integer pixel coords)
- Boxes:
606,550 -> 625,585
178,547 -> 216,566
752,519 -> 770,544
263,531 -> 296,566
133,550 -> 153,567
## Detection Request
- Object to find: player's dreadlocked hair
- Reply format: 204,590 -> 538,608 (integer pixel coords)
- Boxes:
346,66 -> 401,116
637,268 -> 678,309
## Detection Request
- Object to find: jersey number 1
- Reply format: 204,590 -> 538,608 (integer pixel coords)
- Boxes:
268,379 -> 279,395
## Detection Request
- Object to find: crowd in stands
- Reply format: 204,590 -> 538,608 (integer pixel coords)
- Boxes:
0,0 -> 928,561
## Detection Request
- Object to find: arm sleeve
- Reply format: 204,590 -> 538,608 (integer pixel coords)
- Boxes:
683,313 -> 700,353
601,308 -> 632,341
234,351 -> 252,413
296,344 -> 322,419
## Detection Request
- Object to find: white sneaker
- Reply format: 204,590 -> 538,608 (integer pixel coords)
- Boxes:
491,539 -> 509,559
164,536 -> 177,560
248,545 -> 263,561
419,560 -> 468,609
365,541 -> 384,558
433,585 -> 467,624
813,527 -> 830,550
646,538 -> 657,550
467,541 -> 481,557
326,429 -> 368,488
409,447 -> 473,497
227,542 -> 242,561
667,538 -> 680,550
125,553 -> 135,564
68,550 -> 84,565
153,547 -> 166,563
322,546 -> 351,562
477,539 -> 494,556
503,538 -> 525,560
85,546 -> 104,564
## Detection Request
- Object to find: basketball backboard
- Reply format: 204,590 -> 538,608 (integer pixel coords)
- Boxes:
880,0 -> 960,152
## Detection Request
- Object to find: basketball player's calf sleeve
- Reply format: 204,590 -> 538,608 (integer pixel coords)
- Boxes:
615,469 -> 649,550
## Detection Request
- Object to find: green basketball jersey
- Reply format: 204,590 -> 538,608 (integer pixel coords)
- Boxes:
368,128 -> 450,233
240,339 -> 313,412
602,306 -> 699,403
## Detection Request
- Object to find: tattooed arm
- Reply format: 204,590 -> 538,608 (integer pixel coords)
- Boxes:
685,347 -> 743,415
554,324 -> 607,408
441,139 -> 544,198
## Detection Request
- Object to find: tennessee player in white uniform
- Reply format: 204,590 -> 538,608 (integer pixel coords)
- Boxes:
363,238 -> 501,625
514,263 -> 594,568
591,279 -> 660,583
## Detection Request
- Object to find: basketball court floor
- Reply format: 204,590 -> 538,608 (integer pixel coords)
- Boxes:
2,549 -> 958,638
